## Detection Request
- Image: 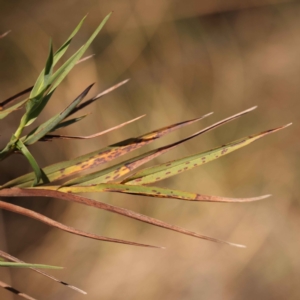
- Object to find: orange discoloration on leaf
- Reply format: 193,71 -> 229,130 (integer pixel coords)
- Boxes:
123,123 -> 291,185
4,115 -> 209,188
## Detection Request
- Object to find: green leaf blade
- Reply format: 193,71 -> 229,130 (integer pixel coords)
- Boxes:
16,140 -> 49,186
0,99 -> 27,120
123,124 -> 291,185
30,16 -> 86,99
48,13 -> 111,93
0,262 -> 62,269
24,84 -> 93,145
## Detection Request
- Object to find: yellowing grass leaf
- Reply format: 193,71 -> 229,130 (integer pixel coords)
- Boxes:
123,124 -> 291,185
66,107 -> 257,186
52,183 -> 271,203
3,115 -> 209,188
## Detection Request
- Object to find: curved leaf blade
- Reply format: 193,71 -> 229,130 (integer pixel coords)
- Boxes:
53,183 -> 271,203
0,189 -> 245,248
16,140 -> 49,186
0,200 -> 161,249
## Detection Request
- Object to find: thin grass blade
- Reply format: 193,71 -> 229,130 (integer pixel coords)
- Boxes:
0,250 -> 86,295
66,107 -> 256,186
40,114 -> 89,136
0,279 -> 36,300
123,124 -> 291,185
30,17 -> 86,98
48,13 -> 111,93
42,114 -> 145,140
24,84 -> 93,145
0,200 -> 161,249
0,87 -> 32,109
3,115 -> 209,188
51,183 -> 271,203
0,99 -> 28,119
0,262 -> 62,269
71,78 -> 130,115
16,140 -> 49,186
0,189 -> 245,248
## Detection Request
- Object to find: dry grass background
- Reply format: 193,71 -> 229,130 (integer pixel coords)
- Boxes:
0,0 -> 299,299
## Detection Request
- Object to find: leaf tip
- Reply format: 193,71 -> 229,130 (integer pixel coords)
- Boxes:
246,106 -> 257,112
231,243 -> 246,249
261,194 -> 272,199
204,112 -> 214,118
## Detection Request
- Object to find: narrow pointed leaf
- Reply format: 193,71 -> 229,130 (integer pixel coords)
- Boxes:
3,115 -> 209,188
24,84 -> 93,145
42,114 -> 145,140
23,90 -> 55,129
0,279 -> 36,300
0,262 -> 62,269
44,114 -> 89,135
0,54 -> 92,111
0,200 -> 162,249
75,54 -> 95,64
71,78 -> 130,115
0,250 -> 86,295
0,87 -> 32,108
0,99 -> 27,119
65,113 -> 214,185
16,140 -> 49,186
24,40 -> 55,127
67,107 -> 256,186
123,124 -> 291,185
48,13 -> 111,93
43,40 -> 54,88
0,189 -> 245,248
30,17 -> 86,98
52,183 -> 271,203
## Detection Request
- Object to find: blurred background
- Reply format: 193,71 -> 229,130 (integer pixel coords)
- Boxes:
0,0 -> 299,299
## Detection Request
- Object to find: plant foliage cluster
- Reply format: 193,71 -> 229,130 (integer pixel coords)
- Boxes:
0,13 -> 290,299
